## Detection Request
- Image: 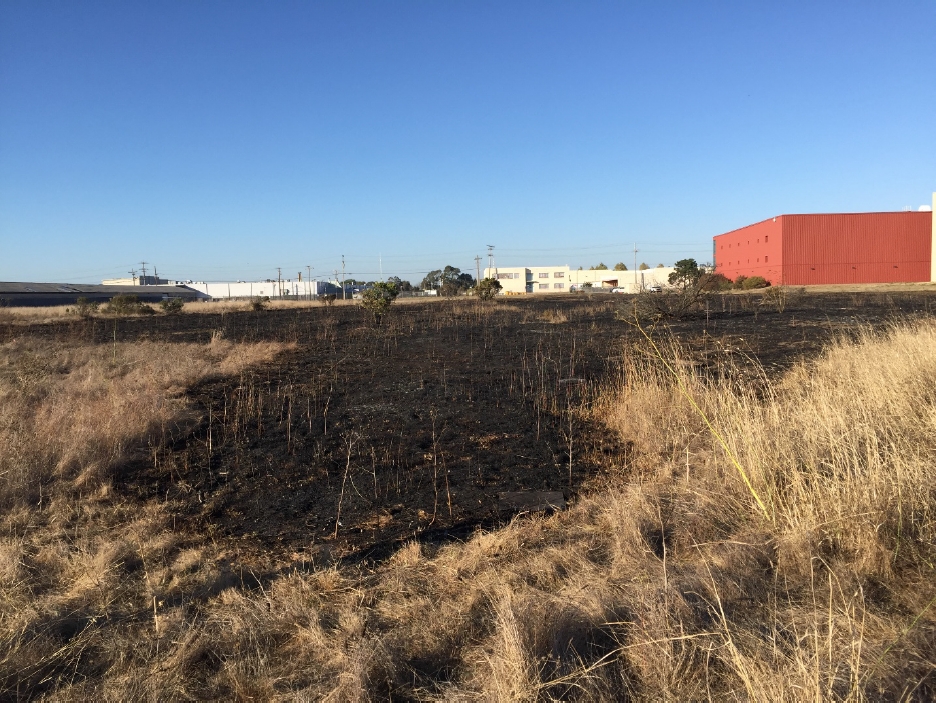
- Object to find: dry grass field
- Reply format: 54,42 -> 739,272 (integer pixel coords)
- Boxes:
1,293 -> 934,700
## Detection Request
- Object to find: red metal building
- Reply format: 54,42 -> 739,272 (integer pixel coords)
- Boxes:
713,212 -> 933,286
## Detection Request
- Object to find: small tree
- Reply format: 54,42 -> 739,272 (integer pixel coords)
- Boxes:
73,297 -> 99,318
159,297 -> 185,314
250,296 -> 271,311
360,281 -> 398,324
473,277 -> 502,300
613,262 -> 627,271
668,259 -> 703,289
656,263 -> 665,268
590,263 -> 609,270
105,294 -> 153,316
639,262 -> 650,271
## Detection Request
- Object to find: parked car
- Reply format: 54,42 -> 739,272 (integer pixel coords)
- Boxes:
648,285 -> 663,293
610,287 -> 626,294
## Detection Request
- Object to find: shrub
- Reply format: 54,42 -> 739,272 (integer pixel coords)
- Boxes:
733,275 -> 747,289
72,297 -> 100,318
104,294 -> 153,316
473,278 -> 502,300
699,272 -> 733,291
159,297 -> 184,314
321,294 -> 337,307
250,296 -> 271,311
360,282 -> 399,324
741,275 -> 770,290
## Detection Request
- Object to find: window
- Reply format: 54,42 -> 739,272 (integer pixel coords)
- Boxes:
539,283 -> 549,289
764,235 -> 768,243
538,272 -> 549,278
554,271 -> 564,278
554,282 -> 564,289
764,256 -> 768,263
497,273 -> 519,280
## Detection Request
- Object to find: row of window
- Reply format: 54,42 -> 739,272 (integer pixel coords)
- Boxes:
538,283 -> 564,289
720,235 -> 768,250
498,271 -> 565,280
723,256 -> 769,266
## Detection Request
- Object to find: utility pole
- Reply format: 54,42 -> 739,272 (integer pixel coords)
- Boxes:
341,255 -> 346,300
486,245 -> 495,278
379,253 -> 383,281
139,261 -> 148,286
128,269 -> 137,285
334,269 -> 339,297
277,267 -> 282,298
474,255 -> 482,283
633,243 -> 639,290
307,265 -> 312,299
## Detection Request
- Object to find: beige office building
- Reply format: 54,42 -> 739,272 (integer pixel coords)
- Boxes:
483,266 -> 675,294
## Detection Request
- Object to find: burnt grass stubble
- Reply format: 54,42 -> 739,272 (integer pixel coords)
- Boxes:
5,292 -> 935,575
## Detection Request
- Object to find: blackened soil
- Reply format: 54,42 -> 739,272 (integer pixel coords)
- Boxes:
10,292 -> 935,567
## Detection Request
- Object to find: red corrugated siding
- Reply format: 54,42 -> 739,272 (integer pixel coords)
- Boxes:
782,212 -> 931,285
714,217 -> 784,284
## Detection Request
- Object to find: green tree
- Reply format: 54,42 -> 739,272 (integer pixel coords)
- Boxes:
639,262 -> 650,270
105,294 -> 153,316
421,266 -> 475,295
473,277 -> 502,300
656,263 -> 665,268
159,297 -> 184,314
589,263 -> 609,270
387,276 -> 415,292
668,259 -> 703,288
420,269 -> 442,291
360,281 -> 399,324
613,262 -> 627,271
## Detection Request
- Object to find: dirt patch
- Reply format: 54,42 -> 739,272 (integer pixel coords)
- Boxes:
10,292 -> 935,569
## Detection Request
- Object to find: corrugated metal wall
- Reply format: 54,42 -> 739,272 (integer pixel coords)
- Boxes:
713,217 -> 784,284
782,212 -> 932,285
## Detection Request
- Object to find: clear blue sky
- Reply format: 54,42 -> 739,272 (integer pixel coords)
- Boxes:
1,1 -> 934,284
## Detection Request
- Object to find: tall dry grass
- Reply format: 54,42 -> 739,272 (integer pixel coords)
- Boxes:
0,337 -> 291,698
0,336 -> 289,504
3,319 -> 935,699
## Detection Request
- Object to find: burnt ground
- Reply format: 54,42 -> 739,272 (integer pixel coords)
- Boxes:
6,291 -> 936,570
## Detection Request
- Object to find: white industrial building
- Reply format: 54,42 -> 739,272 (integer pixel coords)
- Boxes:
184,279 -> 338,299
483,265 -> 675,294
